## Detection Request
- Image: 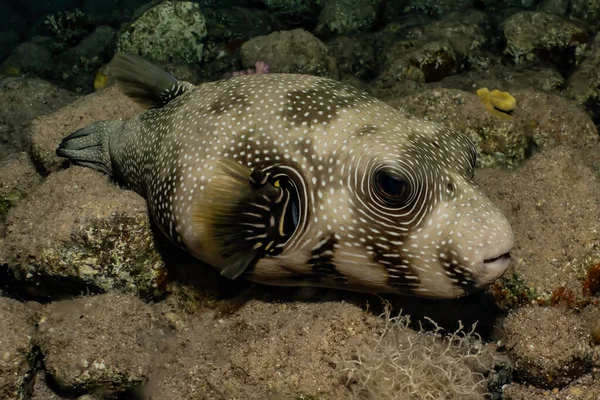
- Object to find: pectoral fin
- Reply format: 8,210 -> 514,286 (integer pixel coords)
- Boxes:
192,159 -> 288,279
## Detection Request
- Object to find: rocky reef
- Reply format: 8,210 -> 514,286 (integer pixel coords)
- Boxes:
0,0 -> 600,399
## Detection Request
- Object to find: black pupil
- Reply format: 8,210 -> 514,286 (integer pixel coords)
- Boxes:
376,171 -> 407,200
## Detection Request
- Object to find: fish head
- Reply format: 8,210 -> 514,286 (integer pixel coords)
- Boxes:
231,75 -> 513,298
330,121 -> 514,298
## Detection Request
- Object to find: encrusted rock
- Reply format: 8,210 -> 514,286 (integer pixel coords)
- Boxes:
502,11 -> 590,70
30,84 -> 141,174
502,373 -> 600,399
434,65 -> 565,94
241,28 -> 338,79
3,167 -> 166,298
202,6 -> 281,42
503,306 -> 593,388
0,152 -> 41,222
3,42 -> 56,76
116,0 -> 208,64
537,0 -> 570,16
316,0 -> 382,36
388,88 -> 526,168
258,0 -> 324,25
373,10 -> 492,95
64,25 -> 115,66
425,10 -> 494,69
57,25 -> 117,92
35,293 -> 169,394
570,0 -> 600,29
327,35 -> 376,79
567,35 -> 600,124
83,0 -> 152,25
0,297 -> 36,399
478,146 -> 600,299
143,300 -> 379,399
514,88 -> 598,150
377,38 -> 457,85
404,0 -> 473,16
0,76 -> 78,160
387,87 -> 598,168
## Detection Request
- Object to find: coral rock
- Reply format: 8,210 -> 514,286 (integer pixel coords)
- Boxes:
3,167 -> 166,298
0,297 -> 36,399
116,1 -> 208,64
241,28 -> 338,79
502,11 -> 590,70
30,84 -> 140,174
35,292 -> 169,394
503,306 -> 593,388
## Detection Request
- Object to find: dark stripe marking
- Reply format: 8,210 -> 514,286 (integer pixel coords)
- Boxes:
308,235 -> 348,283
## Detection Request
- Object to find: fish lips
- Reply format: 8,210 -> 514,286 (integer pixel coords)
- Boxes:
478,242 -> 514,285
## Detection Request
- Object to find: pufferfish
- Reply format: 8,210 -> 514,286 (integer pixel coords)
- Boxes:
56,53 -> 514,299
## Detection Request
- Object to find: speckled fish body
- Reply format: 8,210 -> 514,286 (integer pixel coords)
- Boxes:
57,53 -> 514,299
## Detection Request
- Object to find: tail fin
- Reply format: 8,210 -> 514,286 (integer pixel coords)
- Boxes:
56,120 -> 123,175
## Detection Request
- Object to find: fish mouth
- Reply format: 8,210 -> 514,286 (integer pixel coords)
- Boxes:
483,252 -> 511,264
482,252 -> 512,279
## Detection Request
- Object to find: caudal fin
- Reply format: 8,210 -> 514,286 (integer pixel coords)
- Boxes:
56,120 -> 122,175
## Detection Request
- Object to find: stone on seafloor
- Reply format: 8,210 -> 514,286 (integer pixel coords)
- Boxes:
3,167 -> 166,298
35,293 -> 169,394
503,306 -> 593,389
502,11 -> 590,69
30,84 -> 141,174
567,34 -> 600,123
241,28 -> 339,79
0,152 -> 41,220
0,297 -> 37,399
116,1 -> 208,64
387,87 -> 598,168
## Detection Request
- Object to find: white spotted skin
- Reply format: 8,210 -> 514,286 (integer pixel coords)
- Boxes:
107,73 -> 514,298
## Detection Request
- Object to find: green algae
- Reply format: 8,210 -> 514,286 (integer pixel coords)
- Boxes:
493,272 -> 540,311
463,122 -> 529,169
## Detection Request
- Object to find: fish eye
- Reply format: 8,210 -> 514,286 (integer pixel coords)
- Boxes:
374,170 -> 410,204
